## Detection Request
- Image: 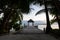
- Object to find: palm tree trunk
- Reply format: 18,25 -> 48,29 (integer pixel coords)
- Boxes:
44,0 -> 52,33
1,13 -> 10,33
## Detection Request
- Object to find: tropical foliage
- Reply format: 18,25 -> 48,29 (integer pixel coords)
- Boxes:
0,0 -> 33,33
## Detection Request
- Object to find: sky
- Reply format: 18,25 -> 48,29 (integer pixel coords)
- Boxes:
23,3 -> 54,22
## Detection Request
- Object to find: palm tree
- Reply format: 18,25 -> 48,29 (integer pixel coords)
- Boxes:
35,0 -> 52,33
50,7 -> 60,29
36,9 -> 52,33
51,0 -> 60,30
35,0 -> 60,30
8,9 -> 23,31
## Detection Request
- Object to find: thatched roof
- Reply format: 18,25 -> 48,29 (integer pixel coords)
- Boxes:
28,19 -> 34,22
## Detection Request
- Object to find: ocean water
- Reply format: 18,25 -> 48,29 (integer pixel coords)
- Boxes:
38,25 -> 59,30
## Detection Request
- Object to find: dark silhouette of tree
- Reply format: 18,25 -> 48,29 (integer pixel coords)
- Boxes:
35,0 -> 52,33
0,0 -> 32,34
51,0 -> 60,30
35,0 -> 60,31
43,0 -> 52,33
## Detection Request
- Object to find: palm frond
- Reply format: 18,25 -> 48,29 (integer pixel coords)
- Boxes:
35,9 -> 45,16
50,18 -> 57,24
35,8 -> 52,15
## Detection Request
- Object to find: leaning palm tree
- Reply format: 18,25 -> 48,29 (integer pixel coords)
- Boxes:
35,0 -> 52,33
35,8 -> 52,33
35,1 -> 60,30
35,0 -> 60,33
